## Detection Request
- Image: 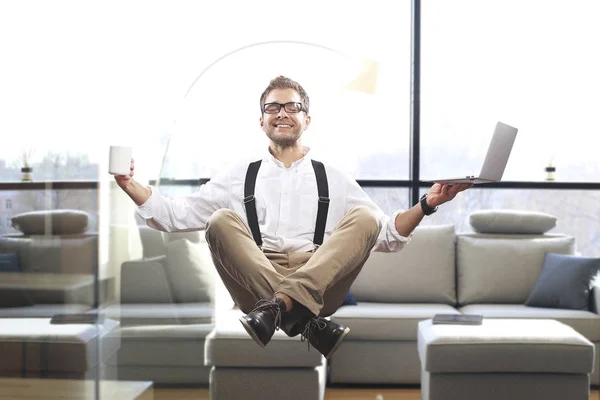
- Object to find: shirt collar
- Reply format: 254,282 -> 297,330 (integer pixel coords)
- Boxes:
265,146 -> 311,169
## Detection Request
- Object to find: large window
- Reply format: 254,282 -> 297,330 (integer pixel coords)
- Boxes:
0,1 -> 411,183
161,2 -> 412,180
420,0 -> 600,182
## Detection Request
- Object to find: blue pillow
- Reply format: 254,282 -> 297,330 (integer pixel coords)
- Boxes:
525,253 -> 600,311
342,290 -> 357,306
0,252 -> 21,273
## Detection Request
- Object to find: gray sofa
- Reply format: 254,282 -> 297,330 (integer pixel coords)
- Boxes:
103,228 -> 217,384
0,233 -> 100,317
107,214 -> 600,389
331,224 -> 600,385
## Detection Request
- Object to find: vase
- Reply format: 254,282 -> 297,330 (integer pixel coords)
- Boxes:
21,167 -> 33,182
545,165 -> 556,181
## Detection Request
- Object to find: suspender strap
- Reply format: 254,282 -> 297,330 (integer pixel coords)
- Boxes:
243,159 -> 330,249
244,160 -> 263,247
311,160 -> 329,247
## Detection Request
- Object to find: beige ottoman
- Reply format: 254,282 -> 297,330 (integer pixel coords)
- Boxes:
418,319 -> 595,400
0,318 -> 120,379
205,310 -> 326,400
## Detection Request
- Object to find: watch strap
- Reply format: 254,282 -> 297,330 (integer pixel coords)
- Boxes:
420,194 -> 438,216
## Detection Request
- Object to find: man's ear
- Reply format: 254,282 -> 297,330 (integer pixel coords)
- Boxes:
260,116 -> 264,128
305,115 -> 311,128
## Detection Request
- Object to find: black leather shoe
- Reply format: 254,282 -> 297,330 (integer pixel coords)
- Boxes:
301,317 -> 350,359
239,298 -> 285,348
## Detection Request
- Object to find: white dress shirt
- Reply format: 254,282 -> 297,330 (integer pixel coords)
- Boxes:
136,149 -> 411,253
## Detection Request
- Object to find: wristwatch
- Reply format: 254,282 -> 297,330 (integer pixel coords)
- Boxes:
420,194 -> 438,216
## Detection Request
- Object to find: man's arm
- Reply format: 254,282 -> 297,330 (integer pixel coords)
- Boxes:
113,158 -> 152,206
122,178 -> 152,206
394,183 -> 472,237
394,202 -> 426,237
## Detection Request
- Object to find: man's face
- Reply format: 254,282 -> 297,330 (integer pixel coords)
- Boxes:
260,88 -> 311,147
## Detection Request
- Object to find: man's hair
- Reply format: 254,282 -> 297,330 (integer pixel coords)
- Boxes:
259,76 -> 310,113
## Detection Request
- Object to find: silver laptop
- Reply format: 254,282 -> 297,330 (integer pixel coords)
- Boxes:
424,121 -> 518,184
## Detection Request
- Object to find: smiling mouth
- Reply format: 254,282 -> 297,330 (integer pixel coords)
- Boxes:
274,124 -> 292,128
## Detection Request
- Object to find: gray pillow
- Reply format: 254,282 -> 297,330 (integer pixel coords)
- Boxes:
11,210 -> 89,235
164,239 -> 215,303
525,253 -> 600,311
470,209 -> 557,234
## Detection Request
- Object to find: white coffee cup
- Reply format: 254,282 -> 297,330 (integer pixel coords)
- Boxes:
108,146 -> 132,175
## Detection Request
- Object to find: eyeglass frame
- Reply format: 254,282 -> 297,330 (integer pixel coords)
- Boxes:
261,102 -> 306,114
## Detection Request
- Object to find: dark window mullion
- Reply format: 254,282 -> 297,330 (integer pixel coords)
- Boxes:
409,0 -> 422,208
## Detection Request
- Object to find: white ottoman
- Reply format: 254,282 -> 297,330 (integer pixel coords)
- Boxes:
0,318 -> 120,379
418,319 -> 595,400
205,310 -> 326,400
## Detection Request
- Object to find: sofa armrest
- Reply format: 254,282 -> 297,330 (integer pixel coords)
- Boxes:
120,256 -> 174,304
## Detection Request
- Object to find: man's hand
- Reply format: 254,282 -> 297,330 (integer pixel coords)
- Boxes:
113,158 -> 135,190
426,183 -> 472,207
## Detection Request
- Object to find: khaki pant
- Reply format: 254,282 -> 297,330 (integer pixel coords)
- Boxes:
205,205 -> 381,329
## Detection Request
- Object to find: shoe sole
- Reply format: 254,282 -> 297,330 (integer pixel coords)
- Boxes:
324,327 -> 350,359
239,316 -> 267,348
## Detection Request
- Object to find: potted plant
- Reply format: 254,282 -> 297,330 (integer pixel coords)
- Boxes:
21,147 -> 34,182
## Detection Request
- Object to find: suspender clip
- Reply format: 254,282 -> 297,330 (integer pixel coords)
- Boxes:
318,196 -> 330,204
243,195 -> 255,204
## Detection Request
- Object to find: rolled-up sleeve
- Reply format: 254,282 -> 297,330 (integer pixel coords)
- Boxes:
374,209 -> 413,252
135,172 -> 230,232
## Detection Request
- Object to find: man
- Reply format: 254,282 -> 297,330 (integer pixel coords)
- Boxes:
114,76 -> 471,359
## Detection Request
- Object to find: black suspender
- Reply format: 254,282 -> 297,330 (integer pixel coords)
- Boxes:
243,159 -> 330,249
243,160 -> 263,247
311,159 -> 329,248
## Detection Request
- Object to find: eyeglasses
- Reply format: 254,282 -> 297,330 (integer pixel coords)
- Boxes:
262,102 -> 305,114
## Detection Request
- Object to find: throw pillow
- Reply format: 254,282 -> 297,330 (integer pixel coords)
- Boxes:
11,210 -> 89,235
469,209 -> 557,234
0,252 -> 21,273
525,252 -> 600,310
342,290 -> 357,306
164,239 -> 215,303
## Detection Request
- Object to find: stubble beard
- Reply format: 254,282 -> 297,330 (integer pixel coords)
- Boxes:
265,125 -> 304,148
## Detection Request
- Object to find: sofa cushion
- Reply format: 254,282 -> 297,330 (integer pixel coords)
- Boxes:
0,234 -> 98,275
11,210 -> 89,235
102,303 -> 214,326
459,304 -> 600,341
525,253 -> 600,311
164,239 -> 215,304
0,304 -> 90,318
138,226 -> 167,258
331,303 -> 461,340
0,252 -> 21,272
351,225 -> 456,304
469,209 -> 557,234
120,256 -> 174,304
456,234 -> 575,305
0,272 -> 94,306
163,230 -> 204,244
